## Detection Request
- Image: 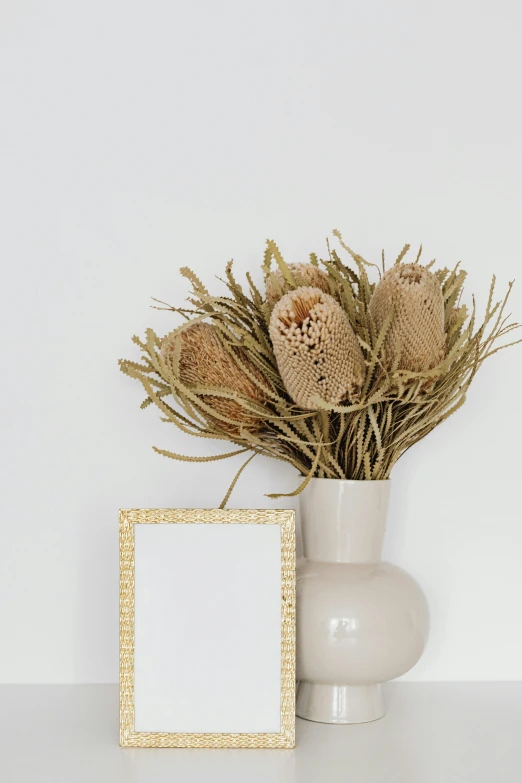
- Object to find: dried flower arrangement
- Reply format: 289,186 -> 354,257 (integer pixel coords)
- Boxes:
119,231 -> 520,506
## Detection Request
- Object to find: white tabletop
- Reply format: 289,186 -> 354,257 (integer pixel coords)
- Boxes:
1,683 -> 521,782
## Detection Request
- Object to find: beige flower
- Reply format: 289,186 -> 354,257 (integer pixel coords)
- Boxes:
269,287 -> 366,410
369,263 -> 445,372
161,323 -> 265,434
265,263 -> 330,305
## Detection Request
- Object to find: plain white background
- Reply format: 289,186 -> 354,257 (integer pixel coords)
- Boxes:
0,1 -> 521,685
133,523 -> 281,733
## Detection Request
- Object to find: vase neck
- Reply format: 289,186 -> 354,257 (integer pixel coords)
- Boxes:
299,479 -> 390,563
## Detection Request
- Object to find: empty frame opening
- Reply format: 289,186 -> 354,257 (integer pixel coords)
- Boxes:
133,522 -> 282,734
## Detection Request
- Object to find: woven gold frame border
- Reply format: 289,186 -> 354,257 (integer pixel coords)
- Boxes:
119,508 -> 296,749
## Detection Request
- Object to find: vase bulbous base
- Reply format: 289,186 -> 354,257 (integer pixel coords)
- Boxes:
296,682 -> 386,724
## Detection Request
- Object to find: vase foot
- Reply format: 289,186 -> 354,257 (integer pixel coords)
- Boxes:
296,682 -> 386,724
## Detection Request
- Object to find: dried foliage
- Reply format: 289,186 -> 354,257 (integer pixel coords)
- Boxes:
119,234 -> 521,505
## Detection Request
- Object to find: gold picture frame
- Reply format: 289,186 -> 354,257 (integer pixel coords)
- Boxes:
119,508 -> 296,748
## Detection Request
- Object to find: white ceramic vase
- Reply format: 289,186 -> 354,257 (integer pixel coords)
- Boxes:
296,478 -> 429,724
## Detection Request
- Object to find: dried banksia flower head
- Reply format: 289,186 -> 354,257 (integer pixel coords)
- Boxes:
265,262 -> 330,305
269,287 -> 366,410
161,322 -> 265,434
369,263 -> 446,372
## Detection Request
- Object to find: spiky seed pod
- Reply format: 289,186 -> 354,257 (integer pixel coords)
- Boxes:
369,263 -> 446,372
161,323 -> 265,434
265,263 -> 330,305
269,287 -> 366,410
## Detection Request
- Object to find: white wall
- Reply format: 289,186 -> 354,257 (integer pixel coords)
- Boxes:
1,0 -> 521,684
